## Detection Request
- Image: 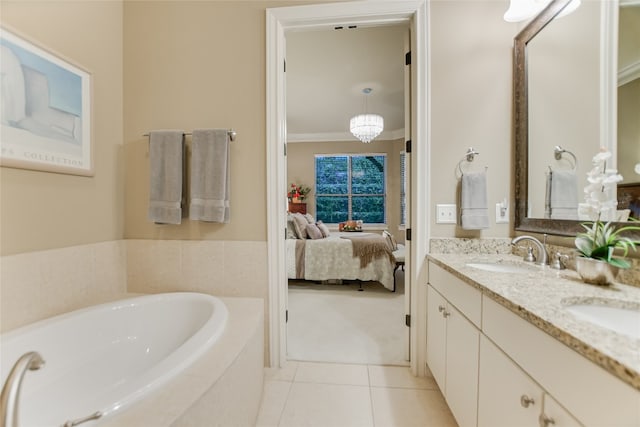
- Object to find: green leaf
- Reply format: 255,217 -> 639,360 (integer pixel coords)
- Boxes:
608,257 -> 631,269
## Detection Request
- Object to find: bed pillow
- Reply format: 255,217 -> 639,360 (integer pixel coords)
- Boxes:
286,216 -> 298,239
306,223 -> 324,239
292,213 -> 309,239
304,213 -> 315,224
382,230 -> 398,251
316,220 -> 331,237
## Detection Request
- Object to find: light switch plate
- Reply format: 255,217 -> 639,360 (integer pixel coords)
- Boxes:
436,204 -> 457,224
496,203 -> 509,224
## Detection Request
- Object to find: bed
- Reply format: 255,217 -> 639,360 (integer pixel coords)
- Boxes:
286,231 -> 396,291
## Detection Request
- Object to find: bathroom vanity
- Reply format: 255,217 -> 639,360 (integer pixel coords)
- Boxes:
426,253 -> 640,427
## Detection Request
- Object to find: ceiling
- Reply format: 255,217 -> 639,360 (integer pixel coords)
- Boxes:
286,24 -> 408,143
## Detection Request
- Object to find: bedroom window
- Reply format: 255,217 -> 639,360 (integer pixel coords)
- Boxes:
315,154 -> 387,224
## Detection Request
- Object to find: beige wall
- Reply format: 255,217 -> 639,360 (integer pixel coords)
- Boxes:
0,1 -> 124,256
429,0 -> 514,238
123,0 -> 307,241
287,139 -> 405,242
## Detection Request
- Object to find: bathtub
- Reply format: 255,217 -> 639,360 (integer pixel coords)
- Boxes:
0,292 -> 232,427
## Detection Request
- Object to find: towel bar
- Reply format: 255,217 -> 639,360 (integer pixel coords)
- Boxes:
144,129 -> 237,141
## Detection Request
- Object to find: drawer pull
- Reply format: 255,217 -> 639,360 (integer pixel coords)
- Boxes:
539,413 -> 555,427
438,305 -> 446,312
520,394 -> 535,408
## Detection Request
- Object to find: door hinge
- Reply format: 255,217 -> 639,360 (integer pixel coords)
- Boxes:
405,140 -> 412,153
286,310 -> 289,323
405,51 -> 411,66
284,59 -> 286,73
284,142 -> 287,156
406,228 -> 411,241
405,314 -> 411,327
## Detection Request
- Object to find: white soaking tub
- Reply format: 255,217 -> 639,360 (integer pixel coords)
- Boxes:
0,292 -> 228,427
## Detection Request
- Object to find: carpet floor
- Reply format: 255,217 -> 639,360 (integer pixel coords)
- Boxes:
286,270 -> 408,366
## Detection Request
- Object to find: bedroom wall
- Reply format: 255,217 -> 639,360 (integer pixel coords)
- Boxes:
286,139 -> 405,242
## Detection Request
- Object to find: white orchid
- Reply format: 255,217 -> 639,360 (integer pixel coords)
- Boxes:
576,148 -> 640,269
581,148 -> 621,221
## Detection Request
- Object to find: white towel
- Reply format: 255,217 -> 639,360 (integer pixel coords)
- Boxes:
548,169 -> 578,220
460,170 -> 489,230
189,129 -> 230,223
147,130 -> 184,224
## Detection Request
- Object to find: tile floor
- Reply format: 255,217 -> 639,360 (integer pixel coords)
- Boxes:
256,361 -> 458,427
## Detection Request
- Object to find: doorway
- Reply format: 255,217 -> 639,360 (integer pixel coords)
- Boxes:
285,24 -> 410,366
266,0 -> 430,376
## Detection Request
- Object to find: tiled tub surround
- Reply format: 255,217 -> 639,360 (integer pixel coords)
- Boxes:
428,253 -> 640,390
0,241 -> 127,332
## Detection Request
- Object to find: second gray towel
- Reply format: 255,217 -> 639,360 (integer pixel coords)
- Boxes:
189,129 -> 230,223
460,170 -> 489,230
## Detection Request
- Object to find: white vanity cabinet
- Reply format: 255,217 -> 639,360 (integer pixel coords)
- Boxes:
478,335 -> 581,427
427,260 -> 640,427
427,264 -> 481,427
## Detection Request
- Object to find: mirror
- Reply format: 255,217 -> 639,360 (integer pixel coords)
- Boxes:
514,0 -> 640,238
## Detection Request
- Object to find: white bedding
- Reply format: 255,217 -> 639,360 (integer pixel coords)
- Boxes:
286,232 -> 395,291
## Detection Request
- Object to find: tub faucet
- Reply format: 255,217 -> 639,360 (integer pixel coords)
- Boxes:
511,235 -> 549,266
1,351 -> 45,427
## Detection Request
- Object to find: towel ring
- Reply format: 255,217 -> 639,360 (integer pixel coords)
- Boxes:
553,145 -> 577,170
457,147 -> 480,176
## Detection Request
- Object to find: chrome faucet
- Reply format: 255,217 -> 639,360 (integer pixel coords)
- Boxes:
511,235 -> 549,266
1,351 -> 45,427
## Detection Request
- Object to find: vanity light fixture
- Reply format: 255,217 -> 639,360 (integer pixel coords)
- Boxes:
504,0 -> 581,23
350,88 -> 384,143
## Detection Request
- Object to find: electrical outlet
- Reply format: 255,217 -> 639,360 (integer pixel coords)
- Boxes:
436,204 -> 457,224
496,203 -> 509,224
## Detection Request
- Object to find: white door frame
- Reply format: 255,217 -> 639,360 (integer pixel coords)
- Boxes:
266,0 -> 431,375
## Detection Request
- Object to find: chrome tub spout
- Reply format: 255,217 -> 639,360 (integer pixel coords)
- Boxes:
1,351 -> 45,427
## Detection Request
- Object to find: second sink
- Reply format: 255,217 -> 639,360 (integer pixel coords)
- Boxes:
563,301 -> 640,339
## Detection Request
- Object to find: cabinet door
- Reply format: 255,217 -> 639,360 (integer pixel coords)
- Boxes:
541,394 -> 582,427
426,285 -> 447,392
478,335 -> 541,427
446,303 -> 480,427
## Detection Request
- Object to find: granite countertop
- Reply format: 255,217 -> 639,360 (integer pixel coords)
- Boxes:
427,253 -> 640,391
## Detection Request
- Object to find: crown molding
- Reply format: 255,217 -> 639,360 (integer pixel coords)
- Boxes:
287,128 -> 405,143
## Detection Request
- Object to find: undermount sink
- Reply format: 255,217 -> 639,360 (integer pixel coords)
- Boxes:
563,300 -> 640,339
466,262 -> 538,274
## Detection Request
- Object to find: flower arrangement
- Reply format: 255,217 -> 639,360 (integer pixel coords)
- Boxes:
575,148 -> 640,270
288,183 -> 311,202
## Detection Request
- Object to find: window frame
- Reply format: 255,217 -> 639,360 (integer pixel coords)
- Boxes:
314,153 -> 388,226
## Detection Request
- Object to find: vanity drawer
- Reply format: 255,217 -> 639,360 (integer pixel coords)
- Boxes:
428,262 -> 481,327
482,295 -> 640,427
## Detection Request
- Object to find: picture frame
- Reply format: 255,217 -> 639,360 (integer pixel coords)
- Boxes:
617,183 -> 640,220
0,27 -> 93,176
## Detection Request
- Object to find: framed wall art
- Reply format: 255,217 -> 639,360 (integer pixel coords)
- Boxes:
0,27 -> 93,176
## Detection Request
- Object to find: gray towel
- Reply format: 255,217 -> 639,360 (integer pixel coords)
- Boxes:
148,130 -> 184,224
460,170 -> 489,230
189,129 -> 230,223
548,169 -> 578,219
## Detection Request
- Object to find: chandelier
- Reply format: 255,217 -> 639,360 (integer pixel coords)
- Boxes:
350,88 -> 384,143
